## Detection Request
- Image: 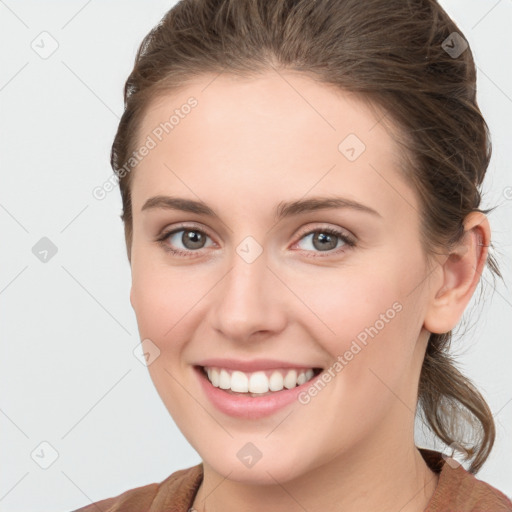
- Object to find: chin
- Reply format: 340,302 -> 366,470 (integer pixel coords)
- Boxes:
201,448 -> 312,486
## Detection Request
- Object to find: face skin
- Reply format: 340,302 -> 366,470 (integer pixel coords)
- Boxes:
128,70 -> 489,512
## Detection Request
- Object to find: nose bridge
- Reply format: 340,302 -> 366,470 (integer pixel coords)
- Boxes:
209,237 -> 285,341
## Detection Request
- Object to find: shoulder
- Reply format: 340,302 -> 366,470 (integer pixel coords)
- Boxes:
420,448 -> 512,512
70,464 -> 203,512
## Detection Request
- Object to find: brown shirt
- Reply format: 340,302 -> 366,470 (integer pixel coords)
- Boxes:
72,448 -> 512,512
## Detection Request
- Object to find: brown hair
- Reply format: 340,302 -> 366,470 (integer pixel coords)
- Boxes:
111,0 -> 503,473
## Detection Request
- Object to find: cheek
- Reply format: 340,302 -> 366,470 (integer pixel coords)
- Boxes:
130,269 -> 201,417
131,264 -> 202,340
300,267 -> 404,342
300,258 -> 422,386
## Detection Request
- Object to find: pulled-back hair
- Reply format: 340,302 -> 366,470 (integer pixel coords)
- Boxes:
111,0 -> 503,473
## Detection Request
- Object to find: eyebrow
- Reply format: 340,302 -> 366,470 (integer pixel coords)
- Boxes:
141,195 -> 382,220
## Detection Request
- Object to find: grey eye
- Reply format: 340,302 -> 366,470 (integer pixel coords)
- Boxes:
167,229 -> 213,251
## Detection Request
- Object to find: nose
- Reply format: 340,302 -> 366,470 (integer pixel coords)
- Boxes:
207,244 -> 288,344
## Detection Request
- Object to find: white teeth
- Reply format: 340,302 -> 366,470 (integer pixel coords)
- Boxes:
231,371 -> 249,392
210,368 -> 219,387
203,366 -> 318,394
249,371 -> 269,393
219,369 -> 231,389
283,369 -> 297,389
268,371 -> 284,391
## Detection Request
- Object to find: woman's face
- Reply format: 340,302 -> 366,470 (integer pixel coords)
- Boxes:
129,71 -> 436,483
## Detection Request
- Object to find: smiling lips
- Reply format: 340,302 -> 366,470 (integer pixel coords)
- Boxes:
201,366 -> 321,395
195,360 -> 325,418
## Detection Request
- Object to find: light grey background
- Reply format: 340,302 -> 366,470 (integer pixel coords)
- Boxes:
0,1 -> 510,510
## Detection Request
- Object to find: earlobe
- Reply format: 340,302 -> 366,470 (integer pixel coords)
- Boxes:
423,212 -> 490,335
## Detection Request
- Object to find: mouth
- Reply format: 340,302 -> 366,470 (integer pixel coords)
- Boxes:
195,365 -> 323,398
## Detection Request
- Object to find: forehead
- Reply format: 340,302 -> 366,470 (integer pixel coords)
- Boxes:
130,71 -> 418,222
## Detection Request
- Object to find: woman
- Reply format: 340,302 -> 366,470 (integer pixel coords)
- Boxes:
74,0 -> 512,510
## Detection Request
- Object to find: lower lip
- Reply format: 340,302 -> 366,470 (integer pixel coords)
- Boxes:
194,366 -> 322,419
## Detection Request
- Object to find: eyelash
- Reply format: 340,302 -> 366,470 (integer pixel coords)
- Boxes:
155,223 -> 356,258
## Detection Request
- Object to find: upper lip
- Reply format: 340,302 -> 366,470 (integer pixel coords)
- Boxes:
195,358 -> 322,372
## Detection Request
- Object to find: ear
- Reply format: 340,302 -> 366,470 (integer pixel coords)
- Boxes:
423,212 -> 490,335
